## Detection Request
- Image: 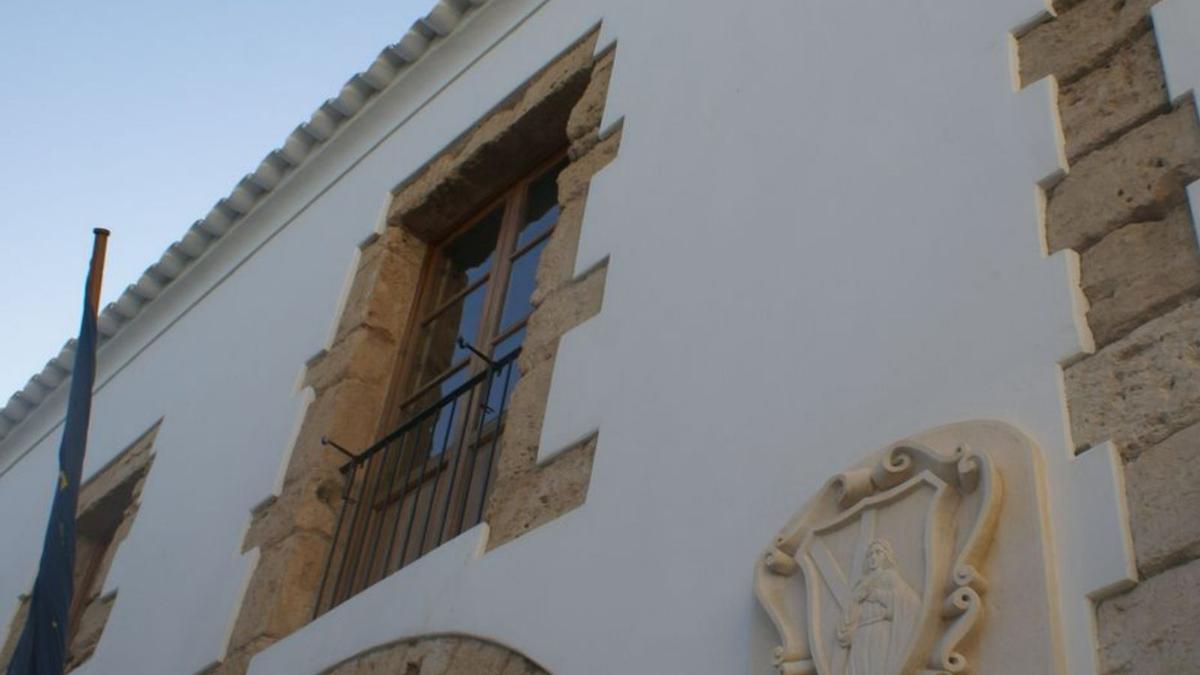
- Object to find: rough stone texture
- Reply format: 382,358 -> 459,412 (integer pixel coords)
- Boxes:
243,473 -> 341,552
1097,557 -> 1200,674
306,326 -> 399,395
388,31 -> 599,242
566,48 -> 615,158
1050,0 -> 1091,12
1046,100 -> 1200,252
321,634 -> 548,675
1065,298 -> 1200,457
524,266 -> 607,366
84,502 -> 138,609
1030,7 -> 1200,668
222,228 -> 423,672
1018,0 -> 1157,86
228,531 -> 329,648
333,229 -> 427,345
1081,206 -> 1200,346
1057,32 -> 1170,162
66,592 -> 115,669
484,60 -> 619,549
532,127 -> 622,308
282,378 -> 391,490
1125,421 -> 1200,576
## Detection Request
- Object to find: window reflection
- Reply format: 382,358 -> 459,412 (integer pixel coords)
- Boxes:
515,160 -> 566,249
499,239 -> 548,333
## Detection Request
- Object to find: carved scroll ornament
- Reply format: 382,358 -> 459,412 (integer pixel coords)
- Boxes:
755,442 -> 1002,675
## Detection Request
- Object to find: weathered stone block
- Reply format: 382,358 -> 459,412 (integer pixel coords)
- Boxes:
1018,0 -> 1157,85
1058,32 -> 1169,162
1046,101 -> 1200,252
533,193 -> 589,300
491,353 -> 557,483
486,434 -> 596,550
558,125 -> 622,205
1097,557 -> 1200,674
388,33 -> 597,240
244,473 -> 341,552
284,379 -> 389,487
68,592 -> 115,666
334,230 -> 425,344
333,240 -> 386,340
1065,298 -> 1200,456
393,636 -> 458,675
306,326 -> 398,395
1081,206 -> 1200,346
567,48 -> 616,157
227,532 -> 329,648
321,635 -> 547,675
446,639 -> 511,673
525,265 -> 605,366
1125,421 -> 1200,576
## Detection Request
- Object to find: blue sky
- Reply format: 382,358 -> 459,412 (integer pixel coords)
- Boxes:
0,1 -> 432,400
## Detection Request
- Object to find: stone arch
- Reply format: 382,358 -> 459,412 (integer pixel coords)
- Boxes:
319,634 -> 550,675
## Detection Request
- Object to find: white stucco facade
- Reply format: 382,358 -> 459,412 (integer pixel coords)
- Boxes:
7,0 -> 1193,672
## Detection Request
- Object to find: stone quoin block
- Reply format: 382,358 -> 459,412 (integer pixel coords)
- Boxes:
1065,297 -> 1200,456
1080,205 -> 1200,346
1045,100 -> 1200,252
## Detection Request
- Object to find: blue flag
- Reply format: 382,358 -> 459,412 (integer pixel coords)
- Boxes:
7,229 -> 109,675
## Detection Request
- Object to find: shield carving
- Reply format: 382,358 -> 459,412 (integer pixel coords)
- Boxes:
755,440 -> 1002,675
799,473 -> 951,675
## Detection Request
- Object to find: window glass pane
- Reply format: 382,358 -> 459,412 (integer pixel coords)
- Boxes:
515,160 -> 566,249
413,282 -> 488,389
431,206 -> 503,305
484,327 -> 525,425
493,326 -> 525,361
425,385 -> 464,457
498,239 -> 548,333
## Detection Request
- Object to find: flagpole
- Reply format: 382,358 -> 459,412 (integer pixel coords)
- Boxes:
86,229 -> 109,315
7,228 -> 110,675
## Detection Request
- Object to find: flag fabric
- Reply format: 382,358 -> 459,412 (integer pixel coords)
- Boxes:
7,229 -> 109,675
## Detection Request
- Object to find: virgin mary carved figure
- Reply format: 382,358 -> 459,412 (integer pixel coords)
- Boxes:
835,539 -> 920,675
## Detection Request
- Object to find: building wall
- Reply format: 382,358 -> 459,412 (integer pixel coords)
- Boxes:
0,0 -> 1194,673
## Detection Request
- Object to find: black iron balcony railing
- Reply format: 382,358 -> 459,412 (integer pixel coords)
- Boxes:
313,349 -> 520,617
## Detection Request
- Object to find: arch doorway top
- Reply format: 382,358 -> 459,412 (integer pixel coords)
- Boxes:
320,634 -> 549,675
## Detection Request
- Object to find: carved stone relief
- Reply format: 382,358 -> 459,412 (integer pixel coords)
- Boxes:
755,431 -> 1005,675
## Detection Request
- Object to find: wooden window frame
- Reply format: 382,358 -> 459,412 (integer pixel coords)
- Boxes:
382,149 -> 567,431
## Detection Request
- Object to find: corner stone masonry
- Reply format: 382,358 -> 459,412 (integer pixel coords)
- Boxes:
1018,0 -> 1200,671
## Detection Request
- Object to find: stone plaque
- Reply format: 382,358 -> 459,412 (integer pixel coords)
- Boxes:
755,429 -> 1005,675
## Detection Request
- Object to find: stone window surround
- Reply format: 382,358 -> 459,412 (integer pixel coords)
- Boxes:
0,421 -> 159,672
210,26 -> 619,675
318,633 -> 550,675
